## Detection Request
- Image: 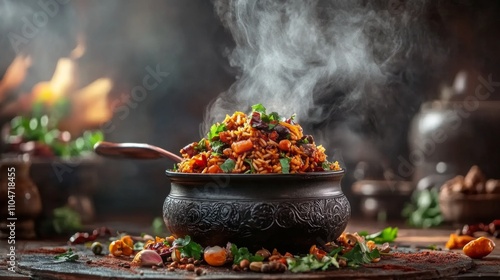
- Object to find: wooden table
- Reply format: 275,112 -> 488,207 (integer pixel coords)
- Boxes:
1,217 -> 499,279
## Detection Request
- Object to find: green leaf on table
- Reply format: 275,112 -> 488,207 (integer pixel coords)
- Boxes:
342,242 -> 380,267
358,227 -> 398,244
230,244 -> 264,264
172,235 -> 203,260
54,248 -> 79,263
287,254 -> 339,273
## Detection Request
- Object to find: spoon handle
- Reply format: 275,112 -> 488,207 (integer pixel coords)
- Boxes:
93,141 -> 183,163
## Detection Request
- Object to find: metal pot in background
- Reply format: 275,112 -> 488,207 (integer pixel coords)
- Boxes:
408,71 -> 500,190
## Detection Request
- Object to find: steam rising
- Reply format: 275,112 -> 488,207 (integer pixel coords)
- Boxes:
206,0 -> 447,146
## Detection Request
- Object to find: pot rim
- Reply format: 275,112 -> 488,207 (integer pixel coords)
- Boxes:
165,169 -> 344,179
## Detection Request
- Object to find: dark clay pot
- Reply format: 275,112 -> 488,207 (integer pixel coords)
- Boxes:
163,170 -> 350,253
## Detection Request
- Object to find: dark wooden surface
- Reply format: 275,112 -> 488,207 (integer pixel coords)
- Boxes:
1,217 -> 499,279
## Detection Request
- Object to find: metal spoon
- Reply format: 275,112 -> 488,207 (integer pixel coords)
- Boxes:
93,141 -> 183,163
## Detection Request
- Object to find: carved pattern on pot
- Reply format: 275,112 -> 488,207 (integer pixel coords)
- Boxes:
163,195 -> 350,239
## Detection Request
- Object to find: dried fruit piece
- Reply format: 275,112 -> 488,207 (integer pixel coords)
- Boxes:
132,249 -> 163,267
122,243 -> 134,256
203,246 -> 227,266
445,234 -> 475,249
463,237 -> 496,259
120,235 -> 134,248
109,240 -> 124,257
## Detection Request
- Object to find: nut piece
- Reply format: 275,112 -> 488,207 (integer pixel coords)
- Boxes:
345,233 -> 359,246
255,248 -> 271,260
464,165 -> 485,193
450,176 -> 465,193
486,179 -> 500,194
249,261 -> 263,272
195,268 -> 206,276
261,263 -> 271,273
239,259 -> 250,269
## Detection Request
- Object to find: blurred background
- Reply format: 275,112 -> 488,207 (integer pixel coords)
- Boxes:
1,0 -> 500,236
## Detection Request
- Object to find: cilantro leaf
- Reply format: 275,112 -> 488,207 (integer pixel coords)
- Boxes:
220,159 -> 236,173
358,227 -> 398,244
280,158 -> 290,174
195,138 -> 207,152
172,235 -> 203,260
208,123 -> 227,141
230,244 -> 264,264
322,161 -> 331,171
287,254 -> 339,273
342,242 -> 380,267
268,112 -> 280,121
210,140 -> 226,155
251,104 -> 266,114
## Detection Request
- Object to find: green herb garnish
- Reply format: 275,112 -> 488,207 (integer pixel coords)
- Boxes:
172,235 -> 203,260
342,242 -> 380,267
321,161 -> 331,171
358,227 -> 398,244
133,241 -> 145,251
279,158 -> 290,174
402,188 -> 443,228
54,248 -> 79,263
244,159 -> 255,173
220,158 -> 236,173
195,138 -> 207,152
207,123 -> 227,141
52,206 -> 82,234
151,217 -> 166,236
210,140 -> 226,155
287,254 -> 339,273
251,103 -> 267,114
230,244 -> 264,264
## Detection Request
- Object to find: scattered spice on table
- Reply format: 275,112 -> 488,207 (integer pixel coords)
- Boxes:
21,247 -> 68,255
86,255 -> 141,274
391,251 -> 464,264
365,264 -> 417,272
